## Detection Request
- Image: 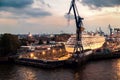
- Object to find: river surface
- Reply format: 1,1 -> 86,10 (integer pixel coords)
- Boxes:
1,59 -> 120,80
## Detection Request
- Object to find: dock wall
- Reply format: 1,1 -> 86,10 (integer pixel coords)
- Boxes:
7,50 -> 120,68
76,51 -> 120,67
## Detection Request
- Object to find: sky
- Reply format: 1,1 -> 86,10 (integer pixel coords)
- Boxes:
0,0 -> 120,34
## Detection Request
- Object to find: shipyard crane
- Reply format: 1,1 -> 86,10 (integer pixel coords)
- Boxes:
108,24 -> 113,36
99,27 -> 104,36
68,0 -> 84,53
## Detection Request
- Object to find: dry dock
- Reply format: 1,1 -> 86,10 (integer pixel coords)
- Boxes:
12,41 -> 120,68
13,49 -> 120,68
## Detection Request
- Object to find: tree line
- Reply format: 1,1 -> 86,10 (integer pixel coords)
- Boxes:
0,33 -> 20,57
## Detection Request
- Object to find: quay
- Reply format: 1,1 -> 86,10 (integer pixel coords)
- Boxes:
9,39 -> 120,68
89,51 -> 120,61
12,49 -> 120,68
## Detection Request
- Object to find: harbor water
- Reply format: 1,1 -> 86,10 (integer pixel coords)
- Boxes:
1,59 -> 120,80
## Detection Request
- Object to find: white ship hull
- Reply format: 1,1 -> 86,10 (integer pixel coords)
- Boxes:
65,34 -> 105,53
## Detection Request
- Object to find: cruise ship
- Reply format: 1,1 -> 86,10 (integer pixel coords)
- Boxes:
65,32 -> 105,53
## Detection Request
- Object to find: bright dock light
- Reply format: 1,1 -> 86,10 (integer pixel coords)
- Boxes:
42,51 -> 46,55
30,53 -> 34,58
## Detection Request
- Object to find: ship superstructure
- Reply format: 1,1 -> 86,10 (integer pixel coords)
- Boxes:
65,33 -> 105,52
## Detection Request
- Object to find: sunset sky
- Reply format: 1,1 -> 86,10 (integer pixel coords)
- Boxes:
0,0 -> 120,34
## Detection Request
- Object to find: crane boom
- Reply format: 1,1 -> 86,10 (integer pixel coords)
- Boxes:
68,0 -> 84,53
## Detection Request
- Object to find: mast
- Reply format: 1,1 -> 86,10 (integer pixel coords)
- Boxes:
68,0 -> 84,53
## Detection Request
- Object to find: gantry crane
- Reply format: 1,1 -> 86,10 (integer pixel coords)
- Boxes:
68,0 -> 84,53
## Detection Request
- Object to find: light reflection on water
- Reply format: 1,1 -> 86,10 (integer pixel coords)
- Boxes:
116,59 -> 120,79
1,59 -> 120,80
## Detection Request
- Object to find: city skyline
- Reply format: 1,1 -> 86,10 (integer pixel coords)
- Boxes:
0,0 -> 120,34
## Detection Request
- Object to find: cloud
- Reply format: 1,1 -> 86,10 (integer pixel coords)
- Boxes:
0,0 -> 52,18
81,0 -> 120,9
64,14 -> 75,20
40,0 -> 51,8
0,0 -> 33,8
0,7 -> 52,18
32,0 -> 51,8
